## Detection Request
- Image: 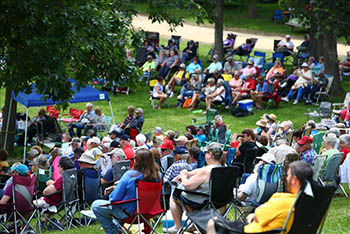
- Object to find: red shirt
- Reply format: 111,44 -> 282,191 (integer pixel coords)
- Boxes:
341,148 -> 350,164
44,176 -> 63,206
123,144 -> 135,167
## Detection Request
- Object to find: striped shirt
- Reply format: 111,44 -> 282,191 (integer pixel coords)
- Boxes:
164,160 -> 192,182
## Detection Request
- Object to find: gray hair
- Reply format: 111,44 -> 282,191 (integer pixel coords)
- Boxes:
215,115 -> 223,122
136,134 -> 146,146
323,133 -> 337,147
339,134 -> 350,145
328,128 -> 340,138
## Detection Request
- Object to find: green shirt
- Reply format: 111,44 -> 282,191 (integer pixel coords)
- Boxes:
141,61 -> 156,72
323,148 -> 339,165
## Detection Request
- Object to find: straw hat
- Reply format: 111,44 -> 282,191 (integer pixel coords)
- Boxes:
77,153 -> 96,165
256,119 -> 268,127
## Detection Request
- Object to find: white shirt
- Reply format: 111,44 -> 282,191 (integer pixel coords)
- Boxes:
278,40 -> 294,50
294,69 -> 313,88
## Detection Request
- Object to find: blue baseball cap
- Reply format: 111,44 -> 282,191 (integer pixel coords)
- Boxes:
11,164 -> 29,176
173,146 -> 188,155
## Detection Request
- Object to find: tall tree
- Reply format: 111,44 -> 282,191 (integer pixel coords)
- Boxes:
246,0 -> 259,18
281,0 -> 350,97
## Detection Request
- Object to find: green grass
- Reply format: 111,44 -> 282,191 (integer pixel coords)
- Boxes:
133,1 -> 309,38
2,37 -> 350,233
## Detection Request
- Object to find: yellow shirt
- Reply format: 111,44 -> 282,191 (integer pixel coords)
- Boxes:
0,160 -> 9,171
174,70 -> 189,80
244,193 -> 296,233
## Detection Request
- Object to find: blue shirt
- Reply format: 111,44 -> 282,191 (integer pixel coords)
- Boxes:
186,63 -> 202,74
256,81 -> 272,95
194,134 -> 207,142
109,170 -> 144,215
103,168 -> 114,182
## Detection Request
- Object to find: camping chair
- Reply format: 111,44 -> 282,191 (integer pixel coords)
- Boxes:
102,180 -> 166,234
311,155 -> 327,182
303,126 -> 312,136
112,160 -> 131,181
192,108 -> 218,128
0,174 -> 40,234
40,168 -> 81,230
314,75 -> 334,104
212,180 -> 337,234
146,31 -> 160,48
47,105 -> 60,119
286,130 -> 294,146
312,132 -> 326,154
319,153 -> 348,197
80,168 -> 100,226
232,146 -> 259,176
221,129 -> 232,151
332,92 -> 350,116
176,166 -> 240,234
305,101 -> 332,121
273,10 -> 283,23
149,79 -> 169,109
36,167 -> 52,194
238,38 -> 258,61
170,35 -> 181,48
250,51 -> 266,75
235,164 -> 283,222
226,148 -> 236,166
136,47 -> 148,66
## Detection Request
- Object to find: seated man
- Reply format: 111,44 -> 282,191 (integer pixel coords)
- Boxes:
127,108 -> 144,132
140,55 -> 156,81
69,103 -> 95,137
294,34 -> 310,65
237,153 -> 276,204
207,161 -> 313,234
268,134 -> 296,164
295,136 -> 316,164
205,79 -> 226,111
276,35 -> 294,56
182,40 -> 198,63
166,63 -> 190,97
250,76 -> 272,110
176,73 -> 202,108
77,153 -> 99,203
164,146 -> 192,183
85,107 -> 106,135
224,57 -> 240,75
212,115 -> 227,144
119,106 -> 135,130
101,148 -> 126,184
158,50 -> 179,78
223,33 -> 235,54
204,55 -> 223,77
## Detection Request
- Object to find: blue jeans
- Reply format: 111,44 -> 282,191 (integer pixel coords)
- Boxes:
69,123 -> 86,137
286,85 -> 308,101
0,189 -> 4,199
92,200 -> 129,234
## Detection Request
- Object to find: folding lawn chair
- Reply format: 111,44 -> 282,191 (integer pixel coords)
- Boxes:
311,155 -> 327,182
112,160 -> 131,181
39,168 -> 81,230
36,167 -> 52,194
318,153 -> 348,197
232,147 -> 258,176
175,166 -> 240,234
0,174 -> 40,234
312,132 -> 326,154
102,180 -> 166,234
191,108 -> 218,128
212,180 -> 337,234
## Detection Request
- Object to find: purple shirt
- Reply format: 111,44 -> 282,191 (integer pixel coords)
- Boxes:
224,38 -> 234,47
301,148 -> 317,164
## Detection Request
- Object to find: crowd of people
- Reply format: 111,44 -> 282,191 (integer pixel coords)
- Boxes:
137,33 -> 335,110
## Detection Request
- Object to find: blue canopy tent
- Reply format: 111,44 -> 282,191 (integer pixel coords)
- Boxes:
10,80 -> 116,162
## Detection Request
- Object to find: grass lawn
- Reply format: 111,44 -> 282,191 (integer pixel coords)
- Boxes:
2,38 -> 350,233
133,1 -> 309,38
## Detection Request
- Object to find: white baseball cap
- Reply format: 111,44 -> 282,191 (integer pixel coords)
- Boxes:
256,153 -> 276,164
90,136 -> 101,145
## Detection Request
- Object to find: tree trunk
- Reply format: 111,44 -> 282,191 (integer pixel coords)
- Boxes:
246,0 -> 259,19
0,87 -> 17,153
323,34 -> 344,97
309,24 -> 324,60
214,0 -> 224,61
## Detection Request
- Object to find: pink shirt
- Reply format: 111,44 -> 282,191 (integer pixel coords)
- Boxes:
241,66 -> 257,76
52,156 -> 61,181
229,78 -> 243,88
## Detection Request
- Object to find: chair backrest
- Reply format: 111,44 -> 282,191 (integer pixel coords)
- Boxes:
206,108 -> 218,124
319,101 -> 331,114
112,160 -> 131,181
82,168 -> 100,204
274,9 -> 282,16
105,116 -> 112,128
209,166 -> 239,208
273,40 -> 281,51
70,108 -> 83,119
342,92 -> 350,106
258,163 -> 283,183
243,147 -> 258,173
286,130 -> 294,146
322,153 -> 343,181
253,51 -> 266,59
47,105 -> 60,119
303,127 -> 311,136
171,35 -> 181,47
12,174 -> 36,213
250,38 -> 258,50
136,180 -> 164,215
226,148 -> 236,166
273,52 -> 284,63
146,31 -> 160,46
198,151 -> 206,168
136,47 -> 148,65
287,181 -> 337,234
62,168 -> 78,203
256,178 -> 279,205
311,155 -> 327,181
324,74 -> 334,93
312,132 -> 326,154
36,168 -> 52,192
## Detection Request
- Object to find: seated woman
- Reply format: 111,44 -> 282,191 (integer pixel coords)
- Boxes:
33,157 -> 75,209
152,77 -> 168,109
142,40 -> 156,59
176,73 -> 202,108
231,74 -> 257,105
321,133 -> 339,165
340,134 -> 350,164
85,107 -> 106,134
92,149 -> 160,234
186,57 -> 202,75
231,38 -> 253,56
205,79 -> 226,111
168,142 -> 223,233
156,50 -> 168,71
189,78 -> 216,111
158,50 -> 179,78
229,71 -> 243,91
25,108 -> 48,145
266,61 -> 285,81
250,76 -> 272,110
282,63 -> 312,105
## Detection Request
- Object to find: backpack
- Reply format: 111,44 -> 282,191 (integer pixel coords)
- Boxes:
231,106 -> 252,117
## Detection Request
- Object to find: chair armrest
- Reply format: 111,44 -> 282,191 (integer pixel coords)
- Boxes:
332,103 -> 343,107
42,190 -> 62,197
100,198 -> 138,207
174,187 -> 210,197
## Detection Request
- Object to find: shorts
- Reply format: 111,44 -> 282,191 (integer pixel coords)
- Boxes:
180,194 -> 205,209
213,96 -> 224,102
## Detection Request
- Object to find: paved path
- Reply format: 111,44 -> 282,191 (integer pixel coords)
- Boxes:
133,15 -> 349,57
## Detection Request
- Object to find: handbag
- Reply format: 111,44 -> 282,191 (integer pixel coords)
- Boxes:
182,98 -> 192,108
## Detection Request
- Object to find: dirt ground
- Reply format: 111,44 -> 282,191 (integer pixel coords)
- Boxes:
132,15 -> 349,57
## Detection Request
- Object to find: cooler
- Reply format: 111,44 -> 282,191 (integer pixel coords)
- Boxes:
238,99 -> 253,112
162,210 -> 187,229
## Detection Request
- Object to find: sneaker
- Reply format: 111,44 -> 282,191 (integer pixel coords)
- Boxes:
163,226 -> 179,233
165,85 -> 169,92
169,91 -> 174,98
177,95 -> 183,100
281,97 -> 289,102
293,100 -> 298,105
